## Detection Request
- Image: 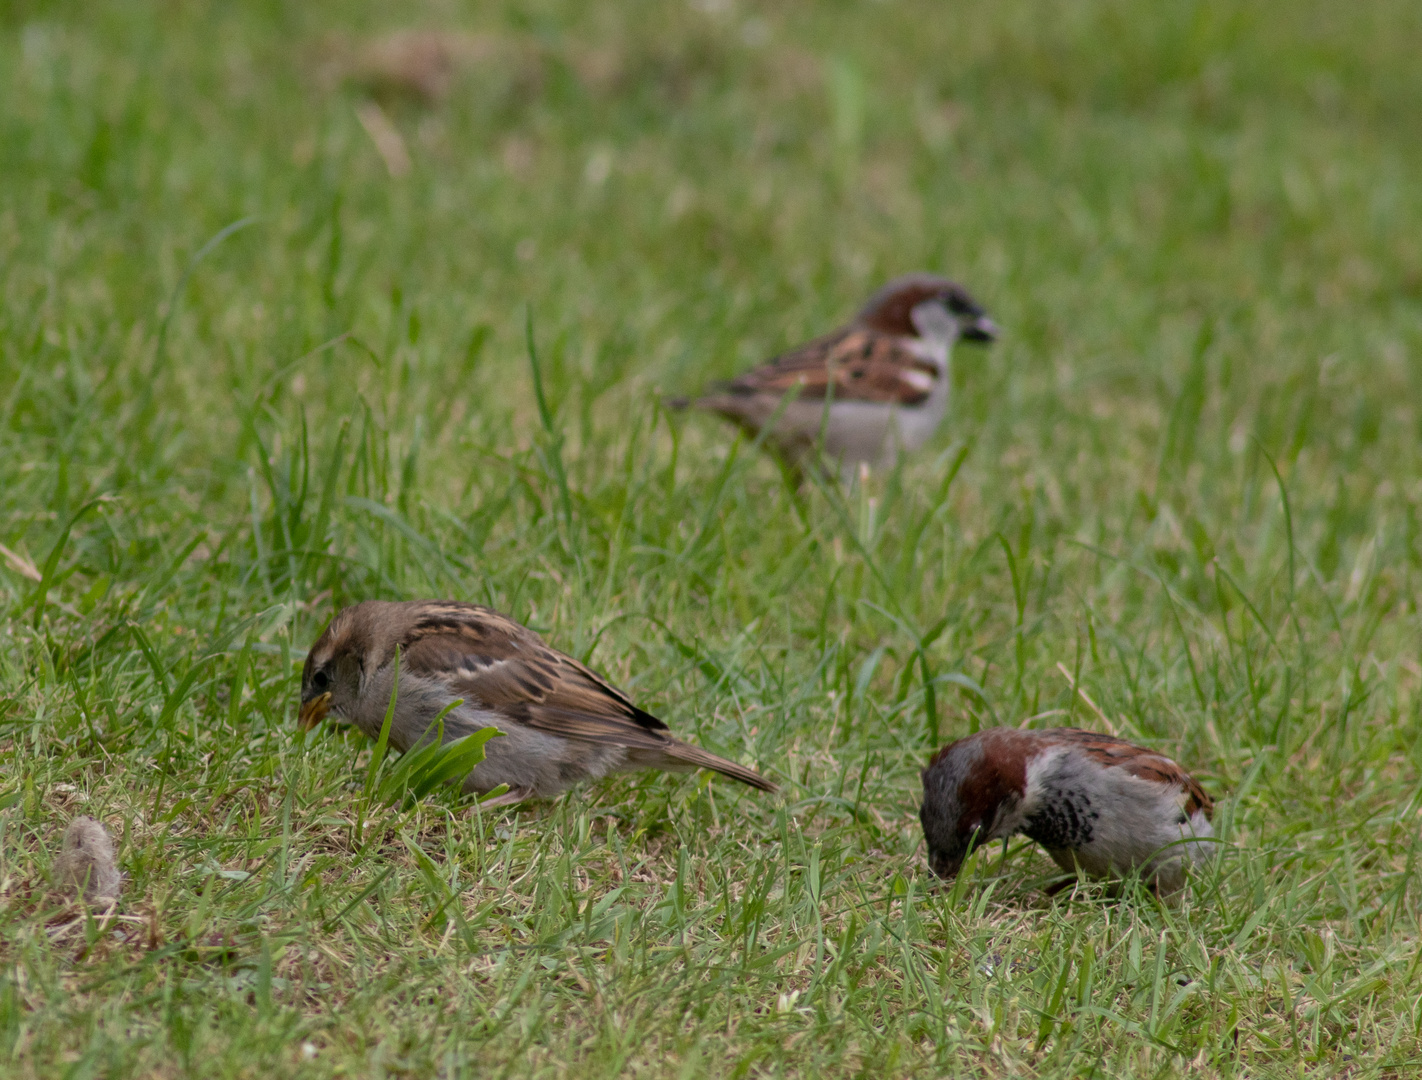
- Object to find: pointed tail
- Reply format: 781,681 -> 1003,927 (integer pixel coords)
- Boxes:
662,740 -> 779,793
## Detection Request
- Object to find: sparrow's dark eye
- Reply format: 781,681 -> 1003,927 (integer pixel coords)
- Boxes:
944,292 -> 981,318
311,668 -> 332,693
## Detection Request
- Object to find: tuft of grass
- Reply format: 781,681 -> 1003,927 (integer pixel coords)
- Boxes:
2,1 -> 1422,1076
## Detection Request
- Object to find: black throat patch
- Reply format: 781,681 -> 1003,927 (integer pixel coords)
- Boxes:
1023,785 -> 1099,850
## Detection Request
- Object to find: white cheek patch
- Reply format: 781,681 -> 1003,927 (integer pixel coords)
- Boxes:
899,369 -> 936,394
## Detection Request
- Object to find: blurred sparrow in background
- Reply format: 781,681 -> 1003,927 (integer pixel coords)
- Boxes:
299,600 -> 777,805
920,727 -> 1215,894
675,274 -> 996,481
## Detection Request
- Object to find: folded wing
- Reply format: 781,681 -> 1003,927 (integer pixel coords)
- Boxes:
720,328 -> 938,406
398,609 -> 673,751
1054,728 -> 1214,818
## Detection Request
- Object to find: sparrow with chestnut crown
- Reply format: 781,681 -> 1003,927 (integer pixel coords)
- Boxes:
675,274 -> 997,482
920,727 -> 1215,893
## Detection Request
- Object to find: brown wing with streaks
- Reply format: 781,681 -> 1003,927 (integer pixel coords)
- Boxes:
396,602 -> 673,751
1049,728 -> 1214,818
723,327 -> 938,406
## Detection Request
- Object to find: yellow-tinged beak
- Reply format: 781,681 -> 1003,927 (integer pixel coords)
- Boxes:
298,691 -> 333,731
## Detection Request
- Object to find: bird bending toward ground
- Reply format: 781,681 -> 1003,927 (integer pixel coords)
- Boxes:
298,600 -> 777,805
675,274 -> 996,482
919,727 -> 1214,894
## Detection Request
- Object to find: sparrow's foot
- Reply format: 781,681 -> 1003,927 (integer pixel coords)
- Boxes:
475,786 -> 532,809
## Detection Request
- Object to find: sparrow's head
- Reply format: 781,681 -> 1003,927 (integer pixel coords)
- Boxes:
857,274 -> 998,344
298,600 -> 412,730
919,731 -> 1026,880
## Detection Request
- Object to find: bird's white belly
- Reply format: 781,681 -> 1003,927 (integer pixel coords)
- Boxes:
1027,750 -> 1216,890
778,391 -> 948,470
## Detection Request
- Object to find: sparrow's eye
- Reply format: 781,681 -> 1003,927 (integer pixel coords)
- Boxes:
944,293 -> 980,317
312,668 -> 332,693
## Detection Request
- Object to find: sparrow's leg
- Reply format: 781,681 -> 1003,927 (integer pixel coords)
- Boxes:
474,786 -> 533,808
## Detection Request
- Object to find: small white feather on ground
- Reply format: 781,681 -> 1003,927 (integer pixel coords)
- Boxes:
52,816 -> 122,903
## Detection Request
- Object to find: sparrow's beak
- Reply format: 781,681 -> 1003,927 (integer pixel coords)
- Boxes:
927,850 -> 963,881
960,315 -> 999,344
298,691 -> 333,732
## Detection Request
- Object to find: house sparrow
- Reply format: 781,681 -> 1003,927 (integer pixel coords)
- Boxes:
676,274 -> 997,480
298,600 -> 778,804
919,727 -> 1215,893
52,816 -> 122,903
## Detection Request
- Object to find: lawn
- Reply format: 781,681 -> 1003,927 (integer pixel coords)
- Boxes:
2,1 -> 1422,1076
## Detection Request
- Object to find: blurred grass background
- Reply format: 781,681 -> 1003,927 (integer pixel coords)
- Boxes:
2,1 -> 1421,1076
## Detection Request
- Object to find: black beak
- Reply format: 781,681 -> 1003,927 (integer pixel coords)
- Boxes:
960,315 -> 999,344
929,851 -> 964,880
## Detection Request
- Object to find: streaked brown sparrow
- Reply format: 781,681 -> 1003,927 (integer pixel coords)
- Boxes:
298,600 -> 778,805
920,727 -> 1215,893
677,274 -> 996,479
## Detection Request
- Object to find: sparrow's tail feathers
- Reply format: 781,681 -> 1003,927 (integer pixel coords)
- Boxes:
661,740 -> 779,793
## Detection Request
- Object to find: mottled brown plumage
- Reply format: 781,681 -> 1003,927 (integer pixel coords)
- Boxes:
723,328 -> 943,407
299,600 -> 777,804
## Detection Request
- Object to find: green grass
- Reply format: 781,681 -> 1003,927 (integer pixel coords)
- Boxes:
3,0 -> 1422,1075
